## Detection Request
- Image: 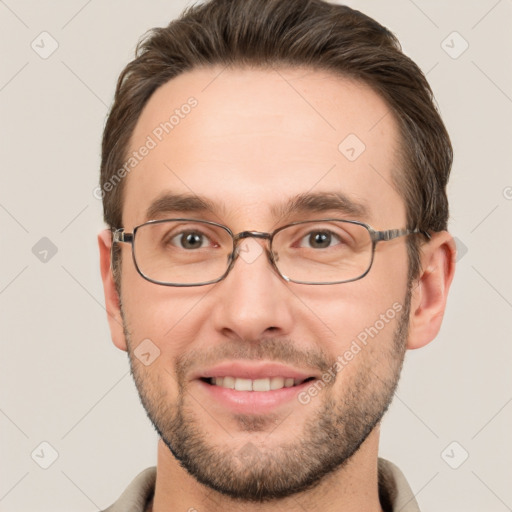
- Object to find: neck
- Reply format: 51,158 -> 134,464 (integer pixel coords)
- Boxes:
150,427 -> 384,512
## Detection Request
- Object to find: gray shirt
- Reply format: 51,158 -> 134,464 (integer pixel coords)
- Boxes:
102,458 -> 420,512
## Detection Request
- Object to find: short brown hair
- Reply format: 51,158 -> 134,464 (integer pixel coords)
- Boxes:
100,0 -> 452,287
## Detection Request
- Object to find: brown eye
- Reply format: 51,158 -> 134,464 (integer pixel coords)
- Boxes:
171,231 -> 208,249
309,232 -> 332,248
299,230 -> 340,249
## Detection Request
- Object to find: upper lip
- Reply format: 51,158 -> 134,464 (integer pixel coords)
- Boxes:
191,361 -> 319,381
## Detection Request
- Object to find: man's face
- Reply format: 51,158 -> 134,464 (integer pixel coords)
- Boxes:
119,67 -> 411,500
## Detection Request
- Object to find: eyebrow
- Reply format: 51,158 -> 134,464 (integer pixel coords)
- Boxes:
144,193 -> 224,221
144,191 -> 369,223
271,191 -> 369,221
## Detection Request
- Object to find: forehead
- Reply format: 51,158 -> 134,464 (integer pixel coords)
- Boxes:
123,66 -> 405,229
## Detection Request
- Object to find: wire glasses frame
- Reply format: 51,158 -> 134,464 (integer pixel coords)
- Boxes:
112,218 -> 428,286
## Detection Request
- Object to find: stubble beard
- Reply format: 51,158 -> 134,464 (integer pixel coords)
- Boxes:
122,290 -> 410,503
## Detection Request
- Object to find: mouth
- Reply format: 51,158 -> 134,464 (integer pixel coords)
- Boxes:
192,362 -> 320,413
196,376 -> 318,414
199,376 -> 316,391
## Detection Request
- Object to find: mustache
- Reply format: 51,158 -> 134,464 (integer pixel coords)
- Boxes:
175,337 -> 334,381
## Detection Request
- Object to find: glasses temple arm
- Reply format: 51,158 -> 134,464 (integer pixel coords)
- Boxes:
112,229 -> 134,244
373,228 -> 431,242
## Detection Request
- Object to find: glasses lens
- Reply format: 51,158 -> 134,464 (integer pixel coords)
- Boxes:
272,220 -> 373,284
133,220 -> 233,285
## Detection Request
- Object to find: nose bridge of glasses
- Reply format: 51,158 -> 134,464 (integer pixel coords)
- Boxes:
233,231 -> 273,255
234,230 -> 272,242
231,231 -> 277,270
226,231 -> 287,286
232,230 -> 270,251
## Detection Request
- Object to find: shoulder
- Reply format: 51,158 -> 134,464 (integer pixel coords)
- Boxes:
100,467 -> 156,512
378,458 -> 421,512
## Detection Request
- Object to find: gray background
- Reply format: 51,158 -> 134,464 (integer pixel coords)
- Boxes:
1,0 -> 511,510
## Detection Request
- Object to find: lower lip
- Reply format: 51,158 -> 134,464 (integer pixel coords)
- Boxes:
195,379 -> 315,414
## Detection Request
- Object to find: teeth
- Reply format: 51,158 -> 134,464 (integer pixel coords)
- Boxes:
270,377 -> 284,390
209,376 -> 306,391
253,378 -> 271,391
234,378 -> 252,391
222,376 -> 235,389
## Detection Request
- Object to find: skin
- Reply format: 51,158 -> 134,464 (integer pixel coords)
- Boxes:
99,66 -> 456,512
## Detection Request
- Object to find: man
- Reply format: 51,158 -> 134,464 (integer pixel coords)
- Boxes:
97,0 -> 456,510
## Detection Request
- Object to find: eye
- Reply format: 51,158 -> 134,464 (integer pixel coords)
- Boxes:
299,230 -> 341,249
170,230 -> 211,250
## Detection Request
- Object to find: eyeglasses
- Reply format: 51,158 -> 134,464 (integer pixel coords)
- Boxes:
112,218 -> 427,286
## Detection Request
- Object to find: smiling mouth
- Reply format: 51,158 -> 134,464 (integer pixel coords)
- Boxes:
200,376 -> 316,391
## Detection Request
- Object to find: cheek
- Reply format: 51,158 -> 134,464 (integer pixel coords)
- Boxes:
371,241 -> 410,290
318,302 -> 406,399
120,276 -> 213,370
295,272 -> 406,351
122,254 -> 194,334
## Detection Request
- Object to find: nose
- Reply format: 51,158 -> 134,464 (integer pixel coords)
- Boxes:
210,238 -> 295,342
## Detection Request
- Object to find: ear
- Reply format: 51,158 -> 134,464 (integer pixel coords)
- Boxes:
98,229 -> 127,352
407,231 -> 456,350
